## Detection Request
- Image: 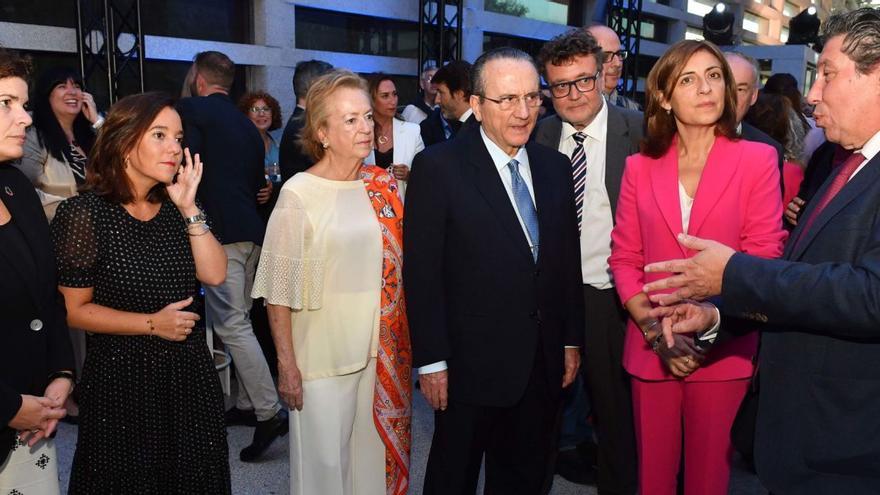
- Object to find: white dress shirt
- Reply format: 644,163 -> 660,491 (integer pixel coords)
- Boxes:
557,99 -> 615,289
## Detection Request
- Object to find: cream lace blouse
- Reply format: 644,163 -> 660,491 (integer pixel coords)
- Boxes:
252,173 -> 383,380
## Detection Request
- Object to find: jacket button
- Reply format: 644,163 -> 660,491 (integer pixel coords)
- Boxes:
30,319 -> 43,332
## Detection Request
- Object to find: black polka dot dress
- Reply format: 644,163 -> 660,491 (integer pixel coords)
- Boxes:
51,192 -> 230,495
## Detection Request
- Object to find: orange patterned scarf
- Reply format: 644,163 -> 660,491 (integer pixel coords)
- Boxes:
361,165 -> 411,495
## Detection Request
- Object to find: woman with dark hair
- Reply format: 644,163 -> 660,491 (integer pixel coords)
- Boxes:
763,72 -> 825,163
746,92 -> 805,207
14,67 -> 102,220
608,40 -> 786,495
364,73 -> 424,199
51,92 -> 231,493
0,48 -> 75,495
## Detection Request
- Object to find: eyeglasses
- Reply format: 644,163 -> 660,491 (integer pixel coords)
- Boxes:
602,50 -> 628,63
249,106 -> 271,115
479,91 -> 543,111
548,72 -> 601,99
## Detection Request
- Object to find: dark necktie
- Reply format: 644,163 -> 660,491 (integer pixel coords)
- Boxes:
571,132 -> 587,232
795,151 -> 865,248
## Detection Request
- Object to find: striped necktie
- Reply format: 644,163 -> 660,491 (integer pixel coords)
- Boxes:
508,159 -> 540,262
571,132 -> 587,232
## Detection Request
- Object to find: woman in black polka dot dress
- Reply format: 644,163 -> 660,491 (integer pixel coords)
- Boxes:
50,92 -> 231,494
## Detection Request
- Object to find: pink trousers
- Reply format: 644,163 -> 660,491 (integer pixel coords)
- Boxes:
631,377 -> 749,495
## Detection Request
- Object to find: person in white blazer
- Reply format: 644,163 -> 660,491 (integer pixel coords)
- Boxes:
365,74 -> 425,200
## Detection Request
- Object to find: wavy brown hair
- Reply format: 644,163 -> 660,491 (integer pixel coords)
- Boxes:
641,40 -> 738,158
85,92 -> 175,204
237,91 -> 282,131
0,48 -> 31,81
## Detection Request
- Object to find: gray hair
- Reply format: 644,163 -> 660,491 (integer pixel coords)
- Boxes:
725,51 -> 760,87
471,47 -> 539,97
293,59 -> 334,100
821,7 -> 880,74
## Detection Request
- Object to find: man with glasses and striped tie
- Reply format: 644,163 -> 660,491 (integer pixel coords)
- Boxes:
535,28 -> 643,495
404,47 -> 585,494
587,24 -> 642,112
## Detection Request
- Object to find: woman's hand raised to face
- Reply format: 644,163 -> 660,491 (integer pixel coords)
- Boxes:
167,148 -> 203,217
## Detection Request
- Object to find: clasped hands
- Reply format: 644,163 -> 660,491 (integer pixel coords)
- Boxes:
11,377 -> 74,447
641,233 -> 736,351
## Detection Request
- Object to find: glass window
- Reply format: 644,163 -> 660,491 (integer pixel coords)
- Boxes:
783,2 -> 799,17
482,32 -> 546,60
484,0 -> 569,25
685,27 -> 705,41
781,27 -> 790,43
687,0 -> 715,17
0,0 -> 75,27
743,12 -> 762,34
141,0 -> 250,43
295,7 -> 418,59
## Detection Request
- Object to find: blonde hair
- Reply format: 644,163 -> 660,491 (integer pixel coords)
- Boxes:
298,69 -> 369,161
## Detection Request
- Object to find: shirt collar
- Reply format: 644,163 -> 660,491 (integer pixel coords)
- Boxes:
858,129 -> 880,163
459,108 -> 474,123
561,97 -> 608,143
480,126 -> 528,171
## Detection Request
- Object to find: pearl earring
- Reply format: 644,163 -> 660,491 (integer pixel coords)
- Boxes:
322,142 -> 329,149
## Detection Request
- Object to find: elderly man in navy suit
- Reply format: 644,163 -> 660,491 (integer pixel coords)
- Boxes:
404,47 -> 584,494
641,9 -> 880,494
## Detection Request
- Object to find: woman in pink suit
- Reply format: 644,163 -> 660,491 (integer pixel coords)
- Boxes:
608,40 -> 787,495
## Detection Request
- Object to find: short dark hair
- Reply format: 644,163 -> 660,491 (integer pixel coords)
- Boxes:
431,60 -> 473,97
745,92 -> 792,151
641,40 -> 738,158
471,47 -> 539,97
237,91 -> 283,131
85,92 -> 176,204
32,67 -> 96,163
193,51 -> 235,91
821,7 -> 880,74
293,59 -> 333,100
0,48 -> 31,81
537,28 -> 603,79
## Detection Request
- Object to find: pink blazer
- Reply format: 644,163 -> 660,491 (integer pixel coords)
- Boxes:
609,135 -> 787,381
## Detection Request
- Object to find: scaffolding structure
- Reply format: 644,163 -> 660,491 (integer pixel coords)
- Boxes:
606,0 -> 642,98
418,0 -> 463,73
75,0 -> 145,107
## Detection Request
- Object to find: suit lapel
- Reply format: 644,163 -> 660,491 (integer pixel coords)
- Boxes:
466,131 -> 534,264
0,178 -> 45,313
533,116 -> 563,150
527,141 -> 552,265
788,153 -> 880,260
605,106 -> 630,217
688,136 -> 736,236
649,143 -> 686,256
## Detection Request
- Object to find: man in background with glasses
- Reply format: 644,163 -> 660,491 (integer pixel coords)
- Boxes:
405,47 -> 585,494
587,24 -> 642,111
535,28 -> 642,495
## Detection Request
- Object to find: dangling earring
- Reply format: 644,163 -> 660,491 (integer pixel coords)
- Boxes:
666,108 -> 671,115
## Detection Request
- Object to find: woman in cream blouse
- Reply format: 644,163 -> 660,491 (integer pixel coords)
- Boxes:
252,70 -> 411,495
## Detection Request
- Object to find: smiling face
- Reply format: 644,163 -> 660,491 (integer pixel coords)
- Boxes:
0,76 -> 32,162
471,58 -> 541,156
48,78 -> 84,119
372,79 -> 399,120
247,98 -> 272,133
125,106 -> 184,187
807,34 -> 880,150
318,87 -> 375,162
544,54 -> 604,129
662,49 -> 726,128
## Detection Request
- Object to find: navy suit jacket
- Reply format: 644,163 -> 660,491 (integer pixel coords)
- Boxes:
279,106 -> 313,183
722,147 -> 880,492
403,127 -> 585,407
177,93 -> 266,245
0,165 -> 74,462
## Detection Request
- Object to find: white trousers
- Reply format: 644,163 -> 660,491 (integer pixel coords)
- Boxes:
0,436 -> 60,495
289,357 -> 385,495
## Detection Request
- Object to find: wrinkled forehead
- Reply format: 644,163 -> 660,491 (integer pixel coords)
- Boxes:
481,58 -> 539,94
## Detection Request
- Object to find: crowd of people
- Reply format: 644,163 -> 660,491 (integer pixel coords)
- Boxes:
1,6 -> 880,495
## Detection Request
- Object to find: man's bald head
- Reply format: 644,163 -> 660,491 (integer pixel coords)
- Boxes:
587,25 -> 624,93
724,51 -> 760,124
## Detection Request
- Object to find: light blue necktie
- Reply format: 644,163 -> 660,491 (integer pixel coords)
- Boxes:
507,159 -> 539,261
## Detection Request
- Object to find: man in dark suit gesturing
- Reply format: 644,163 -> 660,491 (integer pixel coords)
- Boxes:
534,28 -> 642,493
641,9 -> 880,493
404,47 -> 585,494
